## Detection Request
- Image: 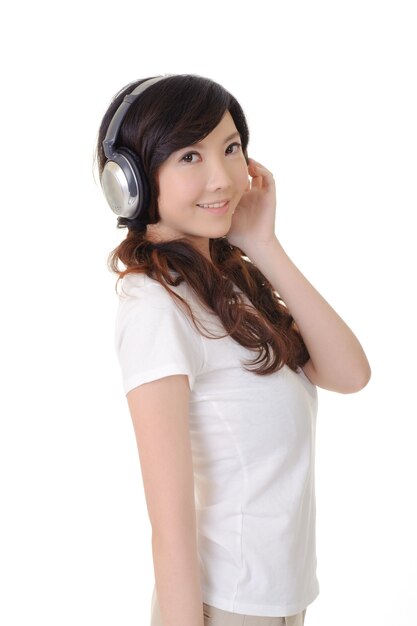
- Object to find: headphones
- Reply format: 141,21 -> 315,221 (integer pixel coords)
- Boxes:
101,75 -> 172,221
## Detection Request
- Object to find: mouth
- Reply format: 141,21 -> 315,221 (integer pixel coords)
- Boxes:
197,199 -> 229,209
196,199 -> 230,215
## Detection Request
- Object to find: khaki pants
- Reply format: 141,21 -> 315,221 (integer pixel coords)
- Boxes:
150,586 -> 307,626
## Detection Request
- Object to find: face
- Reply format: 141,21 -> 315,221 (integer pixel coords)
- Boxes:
146,110 -> 249,261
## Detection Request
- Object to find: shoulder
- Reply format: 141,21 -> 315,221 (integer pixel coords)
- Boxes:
118,271 -> 185,304
118,271 -> 165,297
116,271 -> 198,329
115,271 -> 212,345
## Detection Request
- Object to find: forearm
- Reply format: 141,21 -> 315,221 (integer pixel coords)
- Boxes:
152,530 -> 204,626
246,237 -> 371,392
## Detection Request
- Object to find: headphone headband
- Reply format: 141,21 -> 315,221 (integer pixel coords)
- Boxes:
102,75 -> 169,160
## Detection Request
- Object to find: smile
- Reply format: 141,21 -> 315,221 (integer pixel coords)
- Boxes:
197,200 -> 230,215
197,200 -> 229,209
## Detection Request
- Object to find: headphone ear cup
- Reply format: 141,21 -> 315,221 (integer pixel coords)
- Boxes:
101,147 -> 150,220
119,147 -> 150,220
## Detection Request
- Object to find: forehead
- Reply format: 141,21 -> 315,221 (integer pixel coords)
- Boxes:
173,110 -> 239,152
200,110 -> 238,142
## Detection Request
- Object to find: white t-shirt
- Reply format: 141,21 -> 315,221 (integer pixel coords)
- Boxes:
115,271 -> 319,617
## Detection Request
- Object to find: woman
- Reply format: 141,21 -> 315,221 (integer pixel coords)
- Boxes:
95,74 -> 371,626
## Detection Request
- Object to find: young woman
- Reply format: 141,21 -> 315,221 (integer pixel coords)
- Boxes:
95,74 -> 371,626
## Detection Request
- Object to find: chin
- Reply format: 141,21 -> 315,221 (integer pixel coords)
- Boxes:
205,225 -> 231,239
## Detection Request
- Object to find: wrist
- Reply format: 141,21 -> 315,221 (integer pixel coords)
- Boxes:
244,236 -> 282,262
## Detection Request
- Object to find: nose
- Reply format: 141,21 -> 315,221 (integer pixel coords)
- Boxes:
205,157 -> 233,191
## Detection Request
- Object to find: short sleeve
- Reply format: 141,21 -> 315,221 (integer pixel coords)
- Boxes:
114,280 -> 205,396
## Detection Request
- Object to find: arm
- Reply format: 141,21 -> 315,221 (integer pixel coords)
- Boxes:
127,374 -> 204,626
227,157 -> 371,394
246,237 -> 371,394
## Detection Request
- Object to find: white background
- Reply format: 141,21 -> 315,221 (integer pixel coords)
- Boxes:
1,1 -> 416,624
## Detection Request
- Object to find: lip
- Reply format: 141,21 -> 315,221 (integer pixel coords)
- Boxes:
197,200 -> 230,215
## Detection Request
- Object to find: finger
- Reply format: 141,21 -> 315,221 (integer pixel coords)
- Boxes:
250,166 -> 275,193
248,160 -> 274,182
251,176 -> 264,190
251,160 -> 274,177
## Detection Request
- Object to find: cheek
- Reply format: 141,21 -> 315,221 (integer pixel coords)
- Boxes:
159,171 -> 193,204
180,176 -> 202,199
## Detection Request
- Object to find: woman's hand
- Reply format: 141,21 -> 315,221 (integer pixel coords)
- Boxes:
226,158 -> 278,252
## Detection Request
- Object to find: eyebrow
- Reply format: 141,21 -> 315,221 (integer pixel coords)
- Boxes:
191,131 -> 241,147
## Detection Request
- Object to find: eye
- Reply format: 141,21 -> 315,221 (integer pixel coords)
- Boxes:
225,142 -> 242,154
180,141 -> 242,163
180,152 -> 199,163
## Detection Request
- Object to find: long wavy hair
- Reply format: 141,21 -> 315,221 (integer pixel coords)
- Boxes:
95,74 -> 310,375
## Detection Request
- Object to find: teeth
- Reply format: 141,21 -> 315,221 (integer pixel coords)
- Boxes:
198,201 -> 228,209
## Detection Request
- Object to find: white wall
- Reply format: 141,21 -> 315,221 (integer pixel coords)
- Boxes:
1,1 -> 415,624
